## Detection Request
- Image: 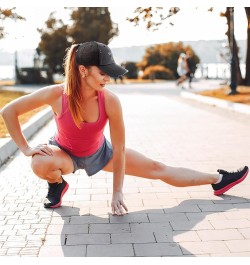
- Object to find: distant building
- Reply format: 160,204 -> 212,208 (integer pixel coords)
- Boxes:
15,50 -> 53,84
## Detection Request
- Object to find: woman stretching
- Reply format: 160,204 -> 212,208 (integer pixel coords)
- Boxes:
1,41 -> 248,215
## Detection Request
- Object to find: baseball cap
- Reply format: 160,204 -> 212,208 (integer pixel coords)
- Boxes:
76,41 -> 128,78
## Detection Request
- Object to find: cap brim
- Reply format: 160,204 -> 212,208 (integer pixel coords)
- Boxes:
98,64 -> 128,78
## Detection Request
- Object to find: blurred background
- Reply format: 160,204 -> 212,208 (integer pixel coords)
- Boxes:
0,6 -> 248,85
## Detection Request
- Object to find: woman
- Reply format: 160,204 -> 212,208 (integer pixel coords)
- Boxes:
1,41 -> 248,216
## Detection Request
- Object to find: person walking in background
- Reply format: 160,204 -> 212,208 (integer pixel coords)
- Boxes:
185,50 -> 194,89
0,41 -> 249,216
176,53 -> 188,89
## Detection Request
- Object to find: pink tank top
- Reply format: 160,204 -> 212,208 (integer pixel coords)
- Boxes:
54,90 -> 108,157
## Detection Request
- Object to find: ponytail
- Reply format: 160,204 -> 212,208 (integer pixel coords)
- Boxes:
64,44 -> 83,128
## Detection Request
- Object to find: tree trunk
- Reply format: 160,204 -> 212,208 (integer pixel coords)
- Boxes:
244,7 -> 250,86
225,8 -> 243,85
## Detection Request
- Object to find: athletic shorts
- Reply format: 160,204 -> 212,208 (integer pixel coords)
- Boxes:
48,137 -> 113,176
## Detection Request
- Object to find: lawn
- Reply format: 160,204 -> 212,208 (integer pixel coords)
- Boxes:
0,90 -> 46,138
197,85 -> 250,105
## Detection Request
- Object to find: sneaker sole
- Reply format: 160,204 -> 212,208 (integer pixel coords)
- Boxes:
214,169 -> 249,196
49,182 -> 69,208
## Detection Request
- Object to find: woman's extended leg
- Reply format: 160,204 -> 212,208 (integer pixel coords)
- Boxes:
103,148 -> 218,187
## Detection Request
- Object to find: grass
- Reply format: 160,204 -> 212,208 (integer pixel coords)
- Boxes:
0,90 -> 46,138
197,85 -> 250,105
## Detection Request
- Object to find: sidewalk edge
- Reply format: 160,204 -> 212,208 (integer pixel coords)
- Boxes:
0,107 -> 53,167
181,91 -> 250,115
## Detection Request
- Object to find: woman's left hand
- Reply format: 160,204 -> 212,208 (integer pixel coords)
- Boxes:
111,191 -> 128,216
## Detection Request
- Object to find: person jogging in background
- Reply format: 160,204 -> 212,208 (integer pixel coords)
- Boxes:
185,50 -> 195,88
1,41 -> 248,216
176,53 -> 188,89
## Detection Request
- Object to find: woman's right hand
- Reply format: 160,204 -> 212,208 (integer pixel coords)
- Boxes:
21,144 -> 54,157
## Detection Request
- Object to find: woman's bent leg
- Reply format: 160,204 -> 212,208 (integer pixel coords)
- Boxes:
31,145 -> 74,183
103,148 -> 219,187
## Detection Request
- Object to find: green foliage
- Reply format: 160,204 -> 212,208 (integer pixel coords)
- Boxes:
38,13 -> 70,74
38,7 -> 118,74
68,7 -> 118,44
123,62 -> 138,79
138,42 -> 200,80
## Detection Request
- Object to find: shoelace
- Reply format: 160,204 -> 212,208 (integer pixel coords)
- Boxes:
217,168 -> 243,175
217,169 -> 227,175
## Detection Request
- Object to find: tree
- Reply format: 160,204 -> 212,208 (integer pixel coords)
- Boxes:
128,7 -> 250,86
220,8 -> 243,86
0,8 -> 25,39
38,12 -> 71,74
68,7 -> 118,44
244,7 -> 250,85
123,62 -> 138,79
38,7 -> 119,75
137,42 -> 200,80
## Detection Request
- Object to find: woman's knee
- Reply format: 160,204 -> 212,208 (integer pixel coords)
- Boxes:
31,154 -> 54,177
150,160 -> 166,175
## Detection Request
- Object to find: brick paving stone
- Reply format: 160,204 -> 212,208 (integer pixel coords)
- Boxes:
66,233 -> 110,245
170,219 -> 214,231
130,222 -> 172,233
38,245 -> 86,257
180,241 -> 230,255
89,223 -> 130,234
197,229 -> 244,241
210,219 -> 250,229
46,224 -> 89,235
148,212 -> 188,222
226,239 -> 250,253
154,230 -> 200,243
110,213 -> 149,223
111,232 -> 155,244
238,228 -> 250,239
134,242 -> 183,257
70,215 -> 109,224
86,243 -> 134,257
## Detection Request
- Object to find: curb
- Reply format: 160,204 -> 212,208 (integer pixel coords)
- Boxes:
0,107 -> 53,167
181,91 -> 250,115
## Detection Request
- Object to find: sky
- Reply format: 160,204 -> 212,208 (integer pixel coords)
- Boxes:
0,4 -> 248,53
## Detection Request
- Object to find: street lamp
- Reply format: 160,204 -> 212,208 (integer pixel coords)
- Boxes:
228,7 -> 238,95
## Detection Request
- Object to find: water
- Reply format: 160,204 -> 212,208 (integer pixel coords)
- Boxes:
0,65 -> 16,80
0,63 -> 246,81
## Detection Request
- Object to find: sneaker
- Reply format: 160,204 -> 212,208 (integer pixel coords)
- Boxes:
212,166 -> 249,195
44,177 -> 69,208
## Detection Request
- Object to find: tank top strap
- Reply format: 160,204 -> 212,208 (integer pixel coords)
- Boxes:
98,90 -> 107,118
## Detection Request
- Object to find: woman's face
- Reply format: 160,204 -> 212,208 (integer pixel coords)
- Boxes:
82,66 -> 110,91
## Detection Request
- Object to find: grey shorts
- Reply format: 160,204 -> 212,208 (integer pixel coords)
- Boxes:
48,137 -> 113,176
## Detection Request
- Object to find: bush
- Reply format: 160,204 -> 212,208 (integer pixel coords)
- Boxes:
142,65 -> 174,80
122,62 -> 138,79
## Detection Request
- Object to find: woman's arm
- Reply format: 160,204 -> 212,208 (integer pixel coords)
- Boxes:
105,90 -> 128,215
0,84 -> 63,156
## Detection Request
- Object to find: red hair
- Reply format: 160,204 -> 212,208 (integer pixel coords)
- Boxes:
64,44 -> 83,128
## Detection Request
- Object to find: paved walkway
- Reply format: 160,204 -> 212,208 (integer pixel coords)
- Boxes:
0,82 -> 250,257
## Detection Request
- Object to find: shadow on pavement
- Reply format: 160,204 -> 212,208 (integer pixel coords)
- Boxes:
41,195 -> 250,257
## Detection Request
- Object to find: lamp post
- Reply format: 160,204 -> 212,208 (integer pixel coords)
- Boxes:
228,7 -> 238,95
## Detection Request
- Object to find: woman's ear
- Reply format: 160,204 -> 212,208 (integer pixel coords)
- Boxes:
78,65 -> 88,78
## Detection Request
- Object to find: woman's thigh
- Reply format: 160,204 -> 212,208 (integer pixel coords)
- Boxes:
102,147 -> 164,179
31,145 -> 75,175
